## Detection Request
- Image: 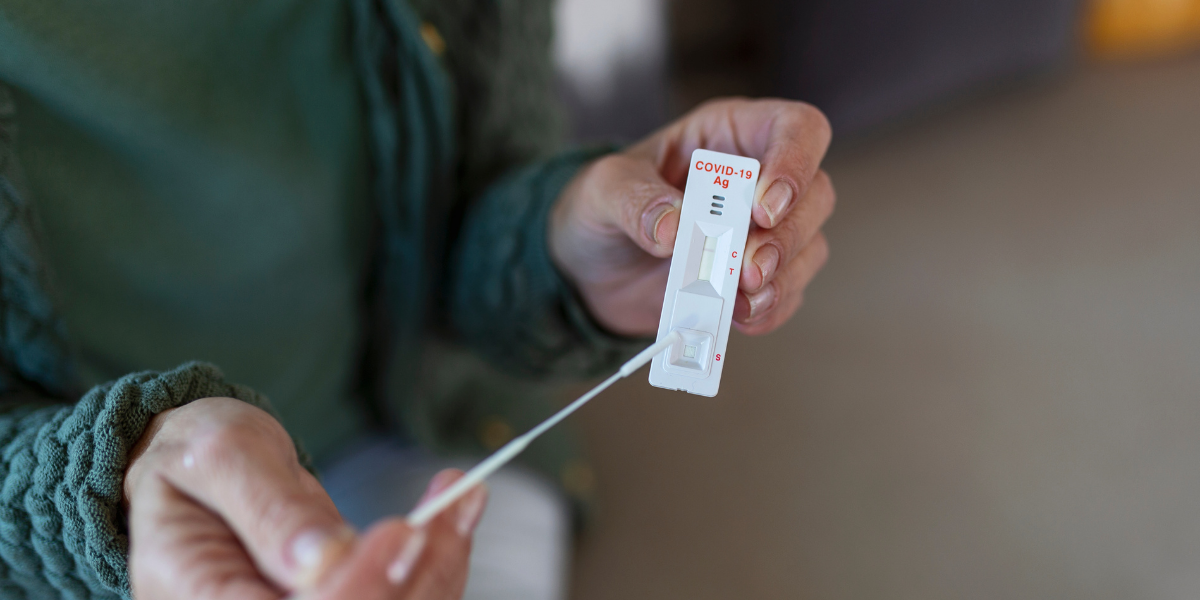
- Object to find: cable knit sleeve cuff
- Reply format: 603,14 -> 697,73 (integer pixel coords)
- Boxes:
0,362 -> 282,599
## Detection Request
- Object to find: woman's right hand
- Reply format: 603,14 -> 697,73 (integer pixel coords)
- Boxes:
123,397 -> 488,600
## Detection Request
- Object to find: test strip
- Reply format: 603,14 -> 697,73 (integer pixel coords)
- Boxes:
649,149 -> 759,397
697,236 -> 718,281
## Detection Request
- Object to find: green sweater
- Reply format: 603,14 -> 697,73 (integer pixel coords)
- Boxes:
0,0 -> 639,597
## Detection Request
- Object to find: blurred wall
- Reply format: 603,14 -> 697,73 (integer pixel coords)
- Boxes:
557,0 -> 1083,142
554,0 -> 669,143
774,0 -> 1083,135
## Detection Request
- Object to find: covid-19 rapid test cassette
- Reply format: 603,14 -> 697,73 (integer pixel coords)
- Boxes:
649,149 -> 760,397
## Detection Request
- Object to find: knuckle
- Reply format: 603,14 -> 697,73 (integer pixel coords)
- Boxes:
793,102 -> 832,140
774,290 -> 804,321
771,104 -> 832,172
775,212 -> 807,254
767,147 -> 816,192
694,96 -> 744,116
589,153 -> 626,183
743,231 -> 768,260
815,232 -> 831,258
809,235 -> 831,272
814,169 -> 834,196
187,430 -> 247,474
818,171 -> 837,213
188,418 -> 285,472
590,154 -> 660,221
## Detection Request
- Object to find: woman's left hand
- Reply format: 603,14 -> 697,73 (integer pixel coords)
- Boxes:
550,98 -> 835,337
124,398 -> 486,600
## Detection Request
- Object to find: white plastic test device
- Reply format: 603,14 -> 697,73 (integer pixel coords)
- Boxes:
405,149 -> 758,527
649,149 -> 759,397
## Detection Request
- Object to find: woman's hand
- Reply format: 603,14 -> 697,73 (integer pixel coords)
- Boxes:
550,98 -> 835,337
124,397 -> 488,600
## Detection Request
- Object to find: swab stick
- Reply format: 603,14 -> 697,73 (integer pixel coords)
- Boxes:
406,330 -> 683,527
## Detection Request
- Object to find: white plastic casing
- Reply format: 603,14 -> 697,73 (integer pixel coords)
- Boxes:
649,149 -> 760,397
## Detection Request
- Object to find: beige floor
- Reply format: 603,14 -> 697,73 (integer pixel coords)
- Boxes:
569,55 -> 1200,600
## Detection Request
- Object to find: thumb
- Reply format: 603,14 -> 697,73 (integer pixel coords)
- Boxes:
590,154 -> 684,258
160,403 -> 355,591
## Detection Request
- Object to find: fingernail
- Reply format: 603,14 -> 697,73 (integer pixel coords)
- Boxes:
760,181 -> 792,227
455,487 -> 487,537
419,470 -> 459,505
645,201 -> 679,246
746,283 -> 778,321
752,245 -> 781,289
291,525 -> 355,588
387,529 -> 428,586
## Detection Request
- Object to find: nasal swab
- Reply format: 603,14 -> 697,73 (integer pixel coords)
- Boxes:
406,330 -> 683,527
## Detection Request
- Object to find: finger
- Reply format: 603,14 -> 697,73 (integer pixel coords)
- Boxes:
628,98 -> 832,229
153,399 -> 354,591
586,153 -> 684,257
298,470 -> 486,600
129,474 -> 281,600
297,518 -> 418,600
733,232 -> 829,335
404,472 -> 487,600
749,102 -> 832,229
740,170 -> 835,293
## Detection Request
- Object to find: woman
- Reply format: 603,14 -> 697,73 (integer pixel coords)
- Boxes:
0,0 -> 834,598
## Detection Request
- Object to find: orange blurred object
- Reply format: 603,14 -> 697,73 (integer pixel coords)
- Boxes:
1087,0 -> 1200,58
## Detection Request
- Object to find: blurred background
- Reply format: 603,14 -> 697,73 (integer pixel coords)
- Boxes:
550,0 -> 1200,598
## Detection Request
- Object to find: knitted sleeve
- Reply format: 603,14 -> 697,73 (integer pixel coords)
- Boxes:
447,148 -> 649,378
404,0 -> 647,378
0,362 -> 281,600
3,82 -> 299,599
